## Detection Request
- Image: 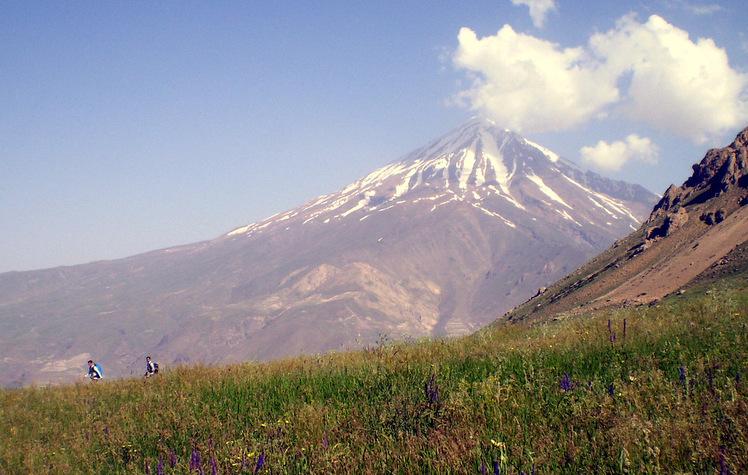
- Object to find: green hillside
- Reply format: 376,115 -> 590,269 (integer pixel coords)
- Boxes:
1,278 -> 746,474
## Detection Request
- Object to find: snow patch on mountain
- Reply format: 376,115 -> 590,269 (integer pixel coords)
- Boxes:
223,118 -> 652,241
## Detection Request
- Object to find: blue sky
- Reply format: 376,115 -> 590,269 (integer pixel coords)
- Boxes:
2,1 -> 747,273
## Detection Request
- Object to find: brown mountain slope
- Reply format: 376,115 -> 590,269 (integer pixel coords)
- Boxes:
504,125 -> 748,324
0,119 -> 658,387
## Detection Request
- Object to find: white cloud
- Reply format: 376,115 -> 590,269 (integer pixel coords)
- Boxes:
452,14 -> 748,142
452,25 -> 619,133
510,0 -> 557,28
590,14 -> 748,143
580,134 -> 660,172
667,0 -> 722,15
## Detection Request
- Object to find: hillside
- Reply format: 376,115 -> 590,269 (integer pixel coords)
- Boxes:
0,279 -> 745,473
503,125 -> 748,324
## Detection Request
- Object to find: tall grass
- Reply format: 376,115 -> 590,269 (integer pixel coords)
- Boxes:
1,285 -> 746,474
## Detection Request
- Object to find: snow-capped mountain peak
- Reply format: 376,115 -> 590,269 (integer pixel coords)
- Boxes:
226,119 -> 655,246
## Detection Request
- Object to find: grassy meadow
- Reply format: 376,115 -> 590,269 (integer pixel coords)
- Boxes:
1,282 -> 746,474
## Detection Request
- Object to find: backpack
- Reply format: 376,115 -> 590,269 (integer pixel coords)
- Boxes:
153,363 -> 159,374
95,363 -> 103,378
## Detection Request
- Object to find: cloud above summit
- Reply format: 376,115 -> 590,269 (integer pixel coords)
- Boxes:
510,0 -> 557,28
452,14 -> 748,143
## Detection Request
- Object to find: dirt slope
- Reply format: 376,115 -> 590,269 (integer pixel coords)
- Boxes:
504,125 -> 748,324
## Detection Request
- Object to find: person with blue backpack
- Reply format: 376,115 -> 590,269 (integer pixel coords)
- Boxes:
87,360 -> 102,381
144,356 -> 157,378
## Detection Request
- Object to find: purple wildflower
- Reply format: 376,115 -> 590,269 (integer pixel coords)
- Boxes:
425,374 -> 440,405
559,372 -> 571,392
170,449 -> 178,468
190,448 -> 201,471
255,452 -> 266,473
146,461 -> 151,475
720,446 -> 728,475
322,436 -> 328,449
679,366 -> 686,387
623,318 -> 627,339
481,460 -> 487,475
156,455 -> 165,475
493,460 -> 500,475
210,455 -> 218,475
104,426 -> 109,435
608,382 -> 615,396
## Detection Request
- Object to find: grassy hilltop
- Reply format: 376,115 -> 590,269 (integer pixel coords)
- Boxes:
1,277 -> 746,474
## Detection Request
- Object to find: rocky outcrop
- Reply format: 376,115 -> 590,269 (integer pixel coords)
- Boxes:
503,124 -> 748,325
648,126 -> 748,224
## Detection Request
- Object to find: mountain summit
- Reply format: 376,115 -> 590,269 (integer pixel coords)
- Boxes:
226,118 -> 653,245
0,119 -> 657,387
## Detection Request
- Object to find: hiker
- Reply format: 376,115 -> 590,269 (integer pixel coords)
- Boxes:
144,356 -> 156,378
87,360 -> 102,381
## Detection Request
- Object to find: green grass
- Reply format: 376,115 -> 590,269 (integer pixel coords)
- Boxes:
1,284 -> 746,474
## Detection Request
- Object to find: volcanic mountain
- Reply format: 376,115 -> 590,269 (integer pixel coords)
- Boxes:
0,118 -> 657,387
503,125 -> 748,325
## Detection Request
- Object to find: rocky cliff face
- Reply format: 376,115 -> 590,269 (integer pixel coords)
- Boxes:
505,125 -> 748,325
650,126 -> 748,219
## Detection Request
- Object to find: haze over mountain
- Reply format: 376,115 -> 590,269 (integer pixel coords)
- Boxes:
0,119 -> 657,387
504,125 -> 748,325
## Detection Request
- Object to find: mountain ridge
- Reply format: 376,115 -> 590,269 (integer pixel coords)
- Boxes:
503,125 -> 748,325
0,119 -> 658,387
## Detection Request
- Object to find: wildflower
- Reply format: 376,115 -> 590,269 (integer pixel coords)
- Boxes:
493,460 -> 500,475
190,448 -> 201,471
608,382 -> 615,397
623,319 -> 627,339
720,446 -> 728,475
210,456 -> 218,475
425,374 -> 440,405
322,436 -> 329,449
146,462 -> 151,475
255,452 -> 266,472
481,460 -> 487,475
559,372 -> 571,392
679,366 -> 686,388
157,455 -> 165,475
170,449 -> 178,468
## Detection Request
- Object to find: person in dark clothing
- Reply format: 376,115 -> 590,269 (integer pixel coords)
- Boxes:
144,356 -> 156,378
87,360 -> 102,381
